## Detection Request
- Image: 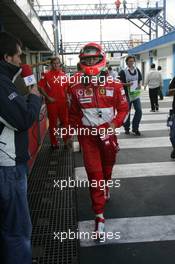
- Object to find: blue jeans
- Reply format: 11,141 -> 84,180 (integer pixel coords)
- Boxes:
0,164 -> 32,264
124,97 -> 142,131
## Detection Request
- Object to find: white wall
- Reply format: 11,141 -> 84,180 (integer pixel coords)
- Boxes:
157,45 -> 173,79
134,44 -> 174,81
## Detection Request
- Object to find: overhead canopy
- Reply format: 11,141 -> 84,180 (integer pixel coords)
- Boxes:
128,30 -> 175,54
0,0 -> 53,51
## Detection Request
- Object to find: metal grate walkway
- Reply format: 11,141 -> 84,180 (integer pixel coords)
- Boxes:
28,135 -> 79,264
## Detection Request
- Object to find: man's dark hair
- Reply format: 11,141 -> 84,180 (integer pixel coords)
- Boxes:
0,32 -> 22,60
157,66 -> 161,71
125,55 -> 135,64
108,66 -> 112,71
151,63 -> 155,69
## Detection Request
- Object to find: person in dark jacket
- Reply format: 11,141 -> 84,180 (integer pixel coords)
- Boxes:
0,32 -> 41,264
168,77 -> 175,158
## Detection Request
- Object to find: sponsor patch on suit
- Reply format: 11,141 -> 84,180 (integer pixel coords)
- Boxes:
84,88 -> 93,97
77,89 -> 84,97
106,89 -> 114,96
99,87 -> 106,95
79,98 -> 92,104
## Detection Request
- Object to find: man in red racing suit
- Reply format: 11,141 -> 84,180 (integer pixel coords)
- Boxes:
38,57 -> 69,149
68,42 -> 129,238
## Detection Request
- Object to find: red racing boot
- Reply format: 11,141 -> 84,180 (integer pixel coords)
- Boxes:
95,216 -> 105,240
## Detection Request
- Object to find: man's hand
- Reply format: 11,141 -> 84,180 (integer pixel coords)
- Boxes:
138,84 -> 142,90
29,85 -> 40,96
98,122 -> 116,138
47,96 -> 56,103
108,123 -> 116,134
125,82 -> 132,87
64,138 -> 73,150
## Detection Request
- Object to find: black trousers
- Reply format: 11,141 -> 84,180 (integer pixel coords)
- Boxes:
158,87 -> 164,100
149,87 -> 159,111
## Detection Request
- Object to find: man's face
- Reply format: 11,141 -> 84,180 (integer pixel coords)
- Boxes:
82,56 -> 100,66
51,59 -> 61,70
127,58 -> 135,68
5,45 -> 22,67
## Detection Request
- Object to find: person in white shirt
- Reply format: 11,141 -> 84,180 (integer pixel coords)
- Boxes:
119,55 -> 142,136
144,63 -> 162,112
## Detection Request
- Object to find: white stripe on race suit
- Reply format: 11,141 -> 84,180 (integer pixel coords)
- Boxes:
79,214 -> 175,247
75,162 -> 175,181
81,107 -> 114,126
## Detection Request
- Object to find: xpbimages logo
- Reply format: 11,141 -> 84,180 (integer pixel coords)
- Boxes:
52,74 -> 121,86
53,229 -> 121,243
54,125 -> 120,139
54,178 -> 121,191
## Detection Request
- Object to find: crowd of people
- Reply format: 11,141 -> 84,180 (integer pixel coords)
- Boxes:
1,30 -> 175,263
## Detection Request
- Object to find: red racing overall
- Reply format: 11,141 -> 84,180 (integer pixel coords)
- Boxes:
38,70 -> 68,146
69,80 -> 128,214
